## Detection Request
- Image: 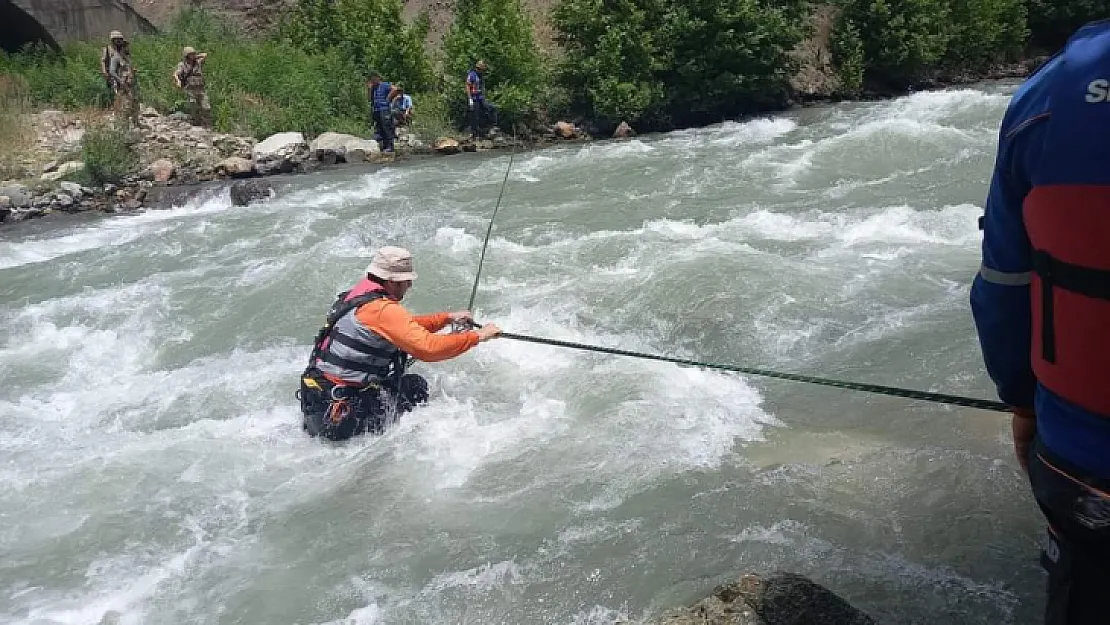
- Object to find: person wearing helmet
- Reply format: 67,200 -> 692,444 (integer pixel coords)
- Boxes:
298,246 -> 502,440
174,46 -> 210,127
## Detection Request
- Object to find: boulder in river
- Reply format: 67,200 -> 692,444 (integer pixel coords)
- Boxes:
651,572 -> 875,625
229,180 -> 274,207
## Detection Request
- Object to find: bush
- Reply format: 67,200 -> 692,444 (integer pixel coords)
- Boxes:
80,118 -> 138,185
1026,0 -> 1110,50
554,0 -> 807,131
442,0 -> 546,131
830,15 -> 865,96
838,0 -> 952,88
944,0 -> 1027,71
280,0 -> 434,93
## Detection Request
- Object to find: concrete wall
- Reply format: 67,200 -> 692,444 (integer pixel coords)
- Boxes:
2,0 -> 156,53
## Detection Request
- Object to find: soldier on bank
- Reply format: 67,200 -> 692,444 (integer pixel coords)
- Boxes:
99,30 -> 127,106
108,40 -> 139,126
173,46 -> 210,127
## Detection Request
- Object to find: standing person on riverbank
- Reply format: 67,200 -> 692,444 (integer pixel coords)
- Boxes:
99,31 -> 127,107
108,41 -> 139,126
465,60 -> 497,139
367,72 -> 400,153
298,246 -> 501,440
971,20 -> 1110,625
173,47 -> 210,127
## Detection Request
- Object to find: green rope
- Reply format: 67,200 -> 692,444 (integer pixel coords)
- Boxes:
469,326 -> 1008,412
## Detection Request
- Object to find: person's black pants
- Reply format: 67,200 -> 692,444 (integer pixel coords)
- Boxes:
300,371 -> 428,441
469,98 -> 497,138
1028,437 -> 1110,625
372,109 -> 395,152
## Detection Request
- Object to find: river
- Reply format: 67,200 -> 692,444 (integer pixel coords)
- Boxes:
0,81 -> 1046,624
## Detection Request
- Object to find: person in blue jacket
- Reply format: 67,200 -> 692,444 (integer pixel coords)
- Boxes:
971,20 -> 1110,625
367,71 -> 401,153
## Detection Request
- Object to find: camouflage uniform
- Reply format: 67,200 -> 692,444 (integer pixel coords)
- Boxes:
109,45 -> 139,125
175,47 -> 211,127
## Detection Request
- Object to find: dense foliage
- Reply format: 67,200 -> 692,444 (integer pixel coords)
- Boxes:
442,0 -> 547,130
1,0 -> 1109,139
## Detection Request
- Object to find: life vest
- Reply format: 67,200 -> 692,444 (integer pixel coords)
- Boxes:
305,281 -> 407,387
1023,21 -> 1110,417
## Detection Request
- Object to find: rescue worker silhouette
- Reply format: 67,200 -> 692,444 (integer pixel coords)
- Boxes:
299,246 -> 502,440
971,20 -> 1110,625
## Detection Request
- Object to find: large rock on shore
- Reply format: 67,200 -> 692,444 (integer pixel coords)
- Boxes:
310,132 -> 380,164
651,572 -> 875,625
252,132 -> 311,176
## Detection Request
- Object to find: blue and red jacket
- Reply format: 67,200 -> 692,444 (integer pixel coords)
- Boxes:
971,20 -> 1110,477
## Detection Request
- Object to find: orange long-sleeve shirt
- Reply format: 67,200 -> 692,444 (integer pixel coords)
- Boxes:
353,299 -> 479,362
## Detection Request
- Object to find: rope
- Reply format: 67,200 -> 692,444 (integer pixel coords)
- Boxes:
467,324 -> 1008,412
466,127 -> 517,312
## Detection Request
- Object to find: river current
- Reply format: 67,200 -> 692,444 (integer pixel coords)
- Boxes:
0,81 -> 1045,624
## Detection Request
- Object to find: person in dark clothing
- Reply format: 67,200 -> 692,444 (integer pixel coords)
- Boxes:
465,60 -> 498,139
367,72 -> 401,153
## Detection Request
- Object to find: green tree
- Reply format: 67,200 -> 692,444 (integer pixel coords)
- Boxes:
554,0 -> 668,126
1025,0 -> 1110,50
662,0 -> 807,125
281,0 -> 434,92
442,0 -> 545,130
944,0 -> 1027,71
839,0 -> 952,88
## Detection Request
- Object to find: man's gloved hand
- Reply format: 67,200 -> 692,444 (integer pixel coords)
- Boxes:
1011,406 -> 1037,475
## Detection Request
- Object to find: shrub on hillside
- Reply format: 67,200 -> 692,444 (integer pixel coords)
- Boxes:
442,0 -> 546,132
80,118 -> 138,185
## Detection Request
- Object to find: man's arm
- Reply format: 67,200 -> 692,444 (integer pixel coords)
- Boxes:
358,302 -> 479,362
970,118 -> 1042,411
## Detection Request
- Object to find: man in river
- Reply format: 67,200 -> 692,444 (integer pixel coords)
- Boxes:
299,246 -> 502,440
971,20 -> 1110,625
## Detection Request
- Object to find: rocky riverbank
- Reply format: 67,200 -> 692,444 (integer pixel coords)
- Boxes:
644,572 -> 875,625
0,107 -> 599,227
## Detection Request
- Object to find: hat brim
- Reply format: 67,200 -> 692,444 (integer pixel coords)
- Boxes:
367,269 -> 417,282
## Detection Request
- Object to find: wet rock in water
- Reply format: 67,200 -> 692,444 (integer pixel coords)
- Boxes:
0,196 -> 10,222
434,137 -> 461,155
229,180 -> 274,207
252,132 -> 311,176
614,121 -> 636,139
651,573 -> 874,625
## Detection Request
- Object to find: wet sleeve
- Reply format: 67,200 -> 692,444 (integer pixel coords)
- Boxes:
970,110 -> 1044,409
413,312 -> 451,333
359,302 -> 479,362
